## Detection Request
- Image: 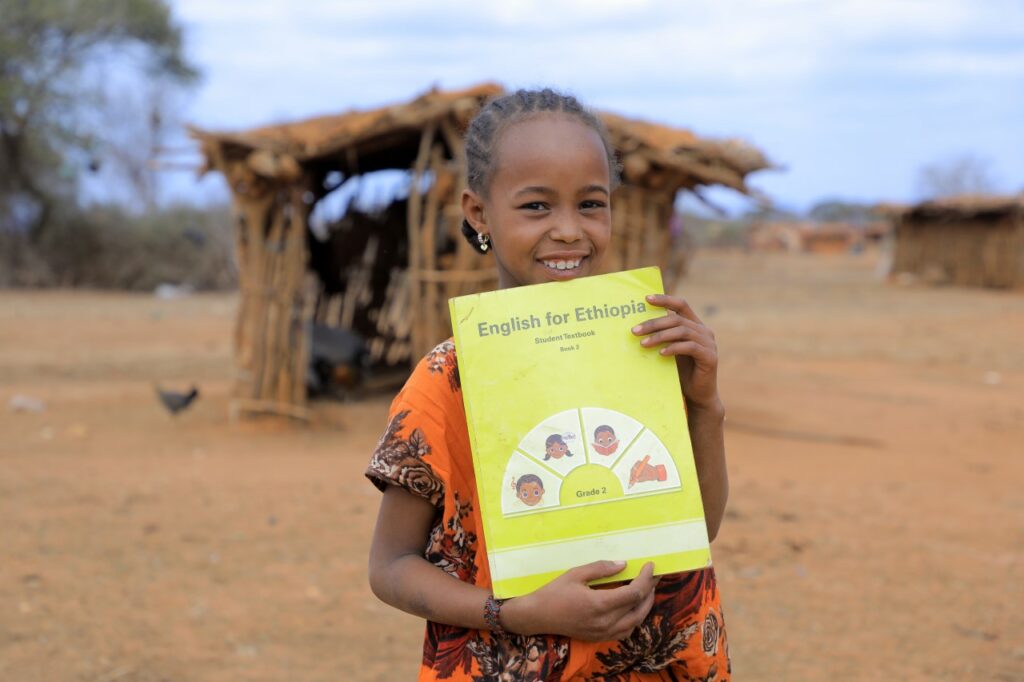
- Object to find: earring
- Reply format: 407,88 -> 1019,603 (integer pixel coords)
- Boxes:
477,233 -> 491,252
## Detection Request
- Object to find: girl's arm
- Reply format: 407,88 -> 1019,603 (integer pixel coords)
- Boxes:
632,294 -> 729,541
685,400 -> 728,541
369,484 -> 659,641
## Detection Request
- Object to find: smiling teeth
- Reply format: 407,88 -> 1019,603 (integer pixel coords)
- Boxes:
542,259 -> 581,270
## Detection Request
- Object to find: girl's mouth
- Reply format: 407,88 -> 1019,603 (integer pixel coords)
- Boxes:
540,257 -> 583,272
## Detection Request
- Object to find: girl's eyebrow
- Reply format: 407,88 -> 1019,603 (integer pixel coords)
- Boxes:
513,184 -> 609,198
513,185 -> 554,197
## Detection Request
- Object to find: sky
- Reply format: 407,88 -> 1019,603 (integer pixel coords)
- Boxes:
161,0 -> 1024,214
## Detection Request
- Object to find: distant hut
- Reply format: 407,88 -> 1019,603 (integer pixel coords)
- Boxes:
749,219 -> 892,255
799,223 -> 862,254
191,84 -> 769,419
890,195 -> 1024,288
747,221 -> 804,252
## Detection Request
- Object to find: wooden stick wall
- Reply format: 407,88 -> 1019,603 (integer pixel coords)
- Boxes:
230,186 -> 313,420
892,212 -> 1024,288
406,115 -> 499,359
213,115 -> 696,418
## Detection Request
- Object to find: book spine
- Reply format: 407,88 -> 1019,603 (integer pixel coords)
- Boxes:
448,297 -> 502,585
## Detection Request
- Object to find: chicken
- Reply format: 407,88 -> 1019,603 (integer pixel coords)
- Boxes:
155,385 -> 199,415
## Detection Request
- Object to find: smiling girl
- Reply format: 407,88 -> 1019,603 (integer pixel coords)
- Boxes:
367,89 -> 730,681
544,434 -> 574,461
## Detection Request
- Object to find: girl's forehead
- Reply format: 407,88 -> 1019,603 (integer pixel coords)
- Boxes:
492,115 -> 609,183
497,115 -> 604,157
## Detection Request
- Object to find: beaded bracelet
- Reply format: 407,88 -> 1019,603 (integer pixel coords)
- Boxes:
484,593 -> 507,635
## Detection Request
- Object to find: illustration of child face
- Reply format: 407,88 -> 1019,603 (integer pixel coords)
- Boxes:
518,481 -> 544,506
546,441 -> 568,459
592,428 -> 619,455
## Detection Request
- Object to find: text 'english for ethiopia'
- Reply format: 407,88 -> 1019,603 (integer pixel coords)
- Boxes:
476,300 -> 648,338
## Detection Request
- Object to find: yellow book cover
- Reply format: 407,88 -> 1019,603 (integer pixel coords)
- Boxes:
449,267 -> 711,599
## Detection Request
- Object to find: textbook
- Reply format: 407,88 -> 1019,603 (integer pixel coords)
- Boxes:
449,267 -> 711,599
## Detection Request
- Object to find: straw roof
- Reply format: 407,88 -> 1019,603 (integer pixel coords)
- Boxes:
192,83 -> 500,163
599,112 -> 769,193
191,84 -> 501,178
900,194 -> 1024,220
191,83 -> 772,193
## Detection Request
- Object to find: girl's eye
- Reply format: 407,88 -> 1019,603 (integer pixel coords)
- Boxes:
580,200 -> 606,210
519,202 -> 548,211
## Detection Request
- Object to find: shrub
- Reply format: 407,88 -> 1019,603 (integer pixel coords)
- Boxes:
0,204 -> 237,290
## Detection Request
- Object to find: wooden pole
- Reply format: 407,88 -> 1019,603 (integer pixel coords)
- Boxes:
261,197 -> 287,402
240,195 -> 274,402
626,188 -> 644,270
407,121 -> 437,359
284,192 -> 310,407
422,144 -> 445,348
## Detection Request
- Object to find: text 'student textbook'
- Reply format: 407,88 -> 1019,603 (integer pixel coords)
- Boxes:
449,267 -> 711,598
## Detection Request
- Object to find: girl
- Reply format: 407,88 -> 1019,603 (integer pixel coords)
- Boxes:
544,434 -> 574,461
367,89 -> 730,681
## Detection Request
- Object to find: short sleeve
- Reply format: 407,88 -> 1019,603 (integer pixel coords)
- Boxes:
365,341 -> 463,508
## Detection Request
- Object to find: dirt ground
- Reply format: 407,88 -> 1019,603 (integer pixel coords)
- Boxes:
2,251 -> 1022,681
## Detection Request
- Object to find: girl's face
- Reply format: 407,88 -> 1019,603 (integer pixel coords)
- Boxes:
463,114 -> 612,289
518,481 -> 544,506
547,441 -> 568,458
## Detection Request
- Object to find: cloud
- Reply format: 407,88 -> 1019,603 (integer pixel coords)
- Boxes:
168,0 -> 1024,206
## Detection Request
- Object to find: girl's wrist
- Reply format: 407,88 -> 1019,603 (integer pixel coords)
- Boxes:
497,594 -> 539,636
686,396 -> 726,422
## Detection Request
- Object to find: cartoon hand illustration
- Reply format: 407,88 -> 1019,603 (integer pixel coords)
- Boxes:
629,456 -> 667,488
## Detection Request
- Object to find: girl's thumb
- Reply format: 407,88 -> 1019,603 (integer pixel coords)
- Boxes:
571,560 -> 627,583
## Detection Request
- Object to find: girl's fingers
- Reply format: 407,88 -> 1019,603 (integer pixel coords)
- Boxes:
624,583 -> 658,625
659,340 -> 715,363
606,581 -> 658,640
645,294 -> 703,325
597,581 -> 647,613
595,563 -> 656,613
639,325 -> 713,350
567,560 -> 628,584
632,314 -> 705,338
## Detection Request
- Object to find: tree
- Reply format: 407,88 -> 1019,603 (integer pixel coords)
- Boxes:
915,154 -> 998,200
807,199 -> 875,224
88,79 -> 178,212
0,0 -> 198,240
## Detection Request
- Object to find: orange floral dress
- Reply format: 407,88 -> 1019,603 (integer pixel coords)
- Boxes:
366,340 -> 731,681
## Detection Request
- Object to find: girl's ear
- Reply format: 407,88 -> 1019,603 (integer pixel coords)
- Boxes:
461,189 -> 488,236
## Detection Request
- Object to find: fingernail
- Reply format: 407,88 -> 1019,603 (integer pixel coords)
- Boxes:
631,325 -> 641,334
646,295 -> 655,301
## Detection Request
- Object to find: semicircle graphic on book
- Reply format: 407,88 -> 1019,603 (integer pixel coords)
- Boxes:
500,407 -> 682,517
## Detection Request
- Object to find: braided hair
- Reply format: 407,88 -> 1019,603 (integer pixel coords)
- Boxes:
460,88 -> 621,253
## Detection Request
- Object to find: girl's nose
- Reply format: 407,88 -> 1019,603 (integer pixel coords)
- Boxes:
548,212 -> 584,242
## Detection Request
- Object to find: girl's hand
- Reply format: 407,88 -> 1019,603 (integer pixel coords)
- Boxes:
502,561 -> 658,641
632,294 -> 721,412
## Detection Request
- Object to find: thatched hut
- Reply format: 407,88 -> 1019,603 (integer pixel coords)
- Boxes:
747,221 -> 889,254
191,84 -> 770,419
800,223 -> 864,254
890,195 -> 1024,289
